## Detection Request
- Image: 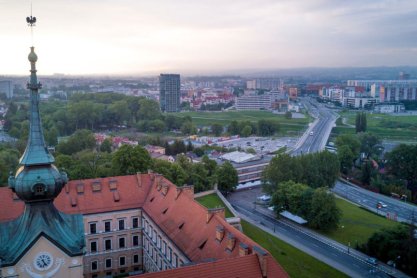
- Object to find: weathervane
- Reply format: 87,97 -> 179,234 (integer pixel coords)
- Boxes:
26,3 -> 36,44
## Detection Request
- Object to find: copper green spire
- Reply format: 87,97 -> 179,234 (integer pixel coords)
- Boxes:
19,46 -> 55,166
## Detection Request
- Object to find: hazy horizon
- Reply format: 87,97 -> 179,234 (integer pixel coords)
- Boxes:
2,0 -> 417,75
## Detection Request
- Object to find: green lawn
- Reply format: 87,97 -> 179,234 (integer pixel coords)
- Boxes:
335,111 -> 417,141
241,220 -> 348,278
196,193 -> 234,218
173,111 -> 311,136
322,198 -> 398,247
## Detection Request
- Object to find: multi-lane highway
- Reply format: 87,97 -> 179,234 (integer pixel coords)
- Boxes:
292,99 -> 338,156
228,188 -> 394,278
333,180 -> 417,224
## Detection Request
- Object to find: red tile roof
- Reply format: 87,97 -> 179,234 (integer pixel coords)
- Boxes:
0,173 -> 288,277
135,254 -> 270,278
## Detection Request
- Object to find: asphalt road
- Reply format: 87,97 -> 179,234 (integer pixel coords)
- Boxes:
333,180 -> 417,224
291,99 -> 338,156
228,188 -> 391,278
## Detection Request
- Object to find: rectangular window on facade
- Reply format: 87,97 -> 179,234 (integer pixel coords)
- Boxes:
153,230 -> 157,242
168,247 -> 172,262
89,223 -> 97,234
119,237 -> 126,248
133,254 -> 139,264
118,219 -> 125,230
132,217 -> 139,228
104,221 -> 111,232
105,258 -> 112,269
145,221 -> 148,233
162,241 -> 166,255
149,227 -> 152,237
173,254 -> 178,267
90,241 -> 97,253
157,236 -> 161,248
133,235 -> 139,246
105,239 -> 112,250
119,256 -> 126,266
91,261 -> 98,271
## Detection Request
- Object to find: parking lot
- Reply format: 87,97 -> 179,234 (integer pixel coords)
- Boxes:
214,136 -> 297,154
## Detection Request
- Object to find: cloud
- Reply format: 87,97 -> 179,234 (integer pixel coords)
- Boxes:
2,0 -> 417,74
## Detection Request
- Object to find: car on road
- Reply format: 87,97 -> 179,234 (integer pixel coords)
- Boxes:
309,131 -> 314,136
377,201 -> 388,208
257,195 -> 271,202
367,257 -> 378,265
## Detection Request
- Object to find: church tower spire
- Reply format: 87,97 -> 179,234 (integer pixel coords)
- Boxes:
0,14 -> 85,267
8,15 -> 67,202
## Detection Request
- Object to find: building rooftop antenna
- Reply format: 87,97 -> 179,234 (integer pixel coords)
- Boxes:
26,2 -> 37,46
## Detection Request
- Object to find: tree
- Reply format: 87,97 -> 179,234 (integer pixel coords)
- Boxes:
241,125 -> 252,137
57,129 -> 96,155
228,120 -> 239,135
335,134 -> 360,157
360,160 -> 376,185
216,161 -> 238,193
258,119 -> 278,136
112,145 -> 152,175
246,148 -> 256,154
138,98 -> 161,121
100,138 -> 112,153
386,144 -> 417,196
263,154 -> 300,194
211,123 -> 223,136
355,112 -> 367,133
181,121 -> 197,135
358,132 -> 382,157
308,188 -> 341,231
271,181 -> 309,214
363,224 -> 417,276
337,145 -> 355,174
285,111 -> 292,119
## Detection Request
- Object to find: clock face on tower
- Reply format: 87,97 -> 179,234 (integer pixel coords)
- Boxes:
33,252 -> 54,271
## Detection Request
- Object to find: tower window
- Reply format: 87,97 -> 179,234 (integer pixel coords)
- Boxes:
34,184 -> 45,195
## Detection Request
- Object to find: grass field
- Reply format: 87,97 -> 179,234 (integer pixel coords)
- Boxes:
321,198 -> 398,247
196,193 -> 347,277
195,193 -> 234,218
334,111 -> 417,141
241,220 -> 348,278
173,111 -> 311,136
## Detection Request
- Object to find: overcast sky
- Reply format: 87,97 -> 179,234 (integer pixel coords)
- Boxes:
1,0 -> 417,75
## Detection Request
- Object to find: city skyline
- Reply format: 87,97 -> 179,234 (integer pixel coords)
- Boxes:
2,0 -> 417,75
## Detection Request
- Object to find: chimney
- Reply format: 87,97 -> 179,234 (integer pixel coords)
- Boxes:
239,242 -> 249,256
161,184 -> 169,196
216,226 -> 225,241
181,185 -> 194,199
76,183 -> 84,194
253,246 -> 268,277
136,173 -> 142,187
207,208 -> 225,223
226,233 -> 236,251
175,187 -> 182,200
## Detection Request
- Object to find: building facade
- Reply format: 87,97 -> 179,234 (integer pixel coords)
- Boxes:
0,80 -> 13,98
159,74 -> 181,112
